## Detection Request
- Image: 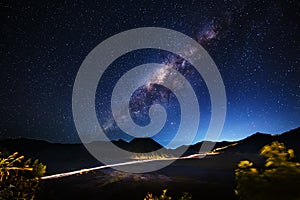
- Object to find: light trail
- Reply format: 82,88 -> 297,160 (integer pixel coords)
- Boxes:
41,153 -> 207,180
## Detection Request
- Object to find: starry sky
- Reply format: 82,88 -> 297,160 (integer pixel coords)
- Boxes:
0,0 -> 299,147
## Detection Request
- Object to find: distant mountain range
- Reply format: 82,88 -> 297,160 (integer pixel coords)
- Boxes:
1,127 -> 300,155
214,127 -> 300,155
0,127 -> 299,173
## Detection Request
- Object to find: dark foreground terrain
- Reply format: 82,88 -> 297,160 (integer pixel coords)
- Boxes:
1,127 -> 299,200
40,154 -> 252,200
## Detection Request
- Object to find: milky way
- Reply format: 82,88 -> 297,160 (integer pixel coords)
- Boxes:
197,12 -> 232,46
109,13 -> 233,135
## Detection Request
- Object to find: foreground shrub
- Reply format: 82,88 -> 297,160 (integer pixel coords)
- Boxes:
144,189 -> 192,200
235,141 -> 300,200
0,149 -> 46,200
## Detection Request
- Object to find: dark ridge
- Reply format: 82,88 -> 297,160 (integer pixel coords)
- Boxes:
0,126 -> 299,157
0,138 -> 52,153
112,138 -> 128,147
217,127 -> 300,158
125,137 -> 163,153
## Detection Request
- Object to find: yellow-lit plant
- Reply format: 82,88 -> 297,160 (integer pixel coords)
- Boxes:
235,141 -> 300,200
144,189 -> 192,200
0,149 -> 46,200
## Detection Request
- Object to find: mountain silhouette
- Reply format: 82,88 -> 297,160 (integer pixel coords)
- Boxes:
0,127 -> 299,160
113,137 -> 163,153
216,127 -> 300,157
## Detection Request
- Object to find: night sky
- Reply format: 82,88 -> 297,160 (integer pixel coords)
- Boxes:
1,0 -> 299,147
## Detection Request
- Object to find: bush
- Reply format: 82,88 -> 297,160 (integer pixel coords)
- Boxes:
144,189 -> 192,200
235,141 -> 300,200
0,149 -> 46,200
